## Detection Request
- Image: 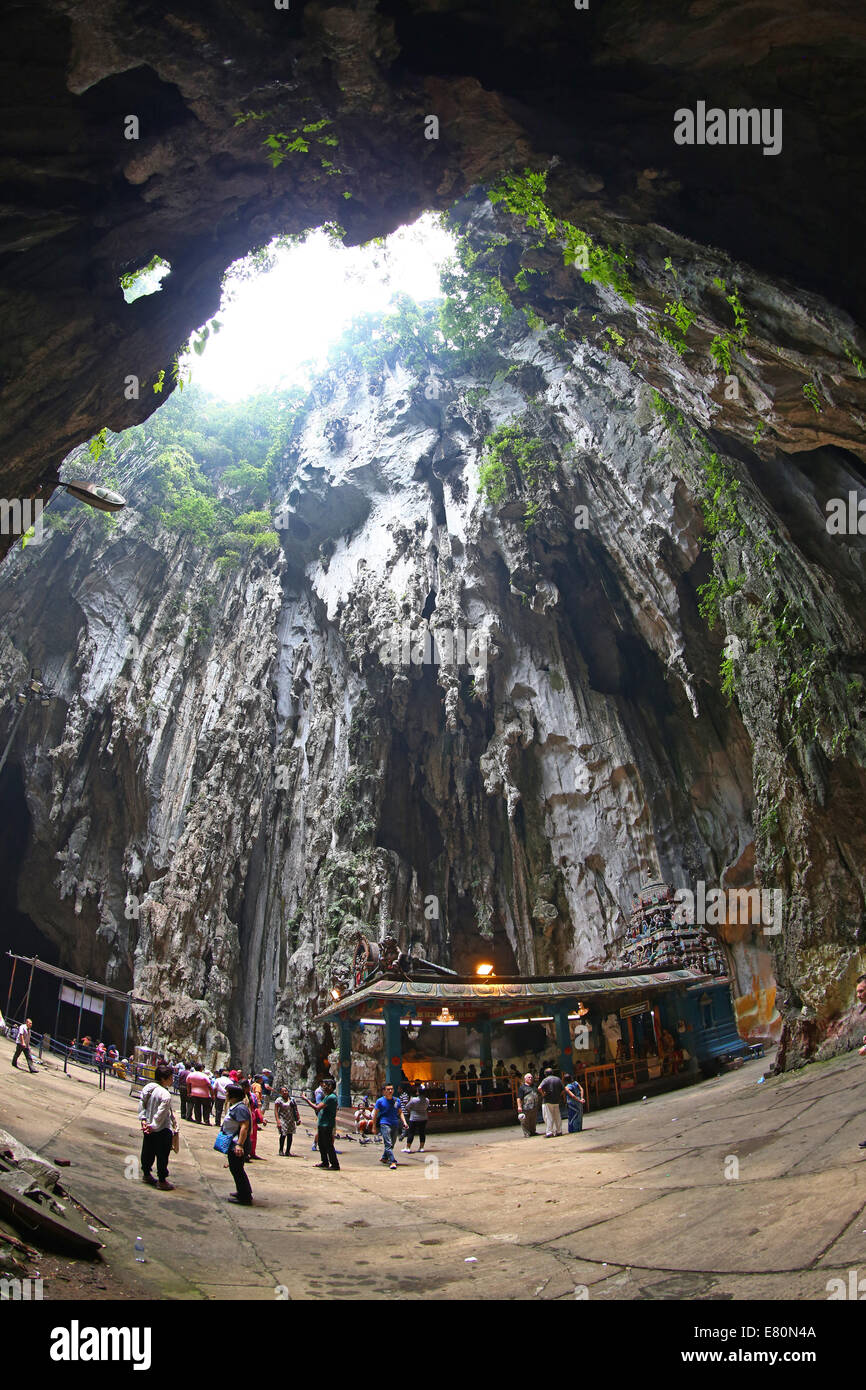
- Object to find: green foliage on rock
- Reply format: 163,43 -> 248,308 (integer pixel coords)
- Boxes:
119,253 -> 171,299
85,383 -> 309,565
326,293 -> 440,379
802,381 -> 823,414
478,415 -> 557,529
87,428 -> 109,462
261,118 -> 335,168
489,168 -> 636,304
709,279 -> 749,372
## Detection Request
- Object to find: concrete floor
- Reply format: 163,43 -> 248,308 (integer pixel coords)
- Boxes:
2,1036 -> 864,1301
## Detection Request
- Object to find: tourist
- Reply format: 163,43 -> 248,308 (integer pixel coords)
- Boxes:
402,1084 -> 429,1154
246,1079 -> 267,1158
212,1070 -> 229,1127
372,1082 -> 406,1169
442,1070 -> 456,1112
260,1069 -> 274,1112
274,1087 -> 300,1155
563,1072 -> 585,1133
466,1062 -> 480,1108
517,1073 -> 539,1137
220,1083 -> 253,1205
454,1064 -> 467,1109
11,1018 -> 37,1073
308,1077 -> 326,1152
176,1060 -> 190,1120
538,1067 -> 564,1137
303,1079 -> 340,1170
186,1062 -> 214,1125
138,1062 -> 178,1191
355,1096 -> 374,1143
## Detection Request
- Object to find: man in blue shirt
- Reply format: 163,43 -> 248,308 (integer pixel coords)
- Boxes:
372,1083 -> 407,1169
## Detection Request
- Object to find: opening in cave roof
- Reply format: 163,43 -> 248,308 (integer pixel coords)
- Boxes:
177,213 -> 455,402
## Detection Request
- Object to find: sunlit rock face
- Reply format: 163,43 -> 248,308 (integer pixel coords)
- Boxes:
8,174 -> 866,1077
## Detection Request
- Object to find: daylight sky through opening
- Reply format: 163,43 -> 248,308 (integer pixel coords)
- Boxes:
186,213 -> 454,400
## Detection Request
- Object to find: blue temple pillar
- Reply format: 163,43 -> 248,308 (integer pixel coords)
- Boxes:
383,1003 -> 403,1088
554,1004 -> 573,1077
339,1018 -> 353,1108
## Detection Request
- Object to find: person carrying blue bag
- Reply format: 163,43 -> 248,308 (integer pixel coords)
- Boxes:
214,1082 -> 253,1205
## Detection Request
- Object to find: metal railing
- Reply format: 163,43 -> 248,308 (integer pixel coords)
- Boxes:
3,1019 -> 124,1090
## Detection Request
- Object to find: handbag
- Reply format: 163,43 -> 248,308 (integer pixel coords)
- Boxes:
214,1129 -> 233,1154
171,1127 -> 180,1153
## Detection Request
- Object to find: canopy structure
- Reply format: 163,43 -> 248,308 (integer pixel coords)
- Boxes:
4,952 -> 154,1054
315,965 -> 732,1106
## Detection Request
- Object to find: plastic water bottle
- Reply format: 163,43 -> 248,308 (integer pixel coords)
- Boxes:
134,1235 -> 146,1262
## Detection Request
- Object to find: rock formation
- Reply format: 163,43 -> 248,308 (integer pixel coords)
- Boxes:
1,2 -> 865,1073
2,0 -> 865,537
1,187 -> 864,1075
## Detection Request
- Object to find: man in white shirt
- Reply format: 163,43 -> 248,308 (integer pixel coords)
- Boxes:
138,1063 -> 178,1190
212,1070 -> 229,1127
11,1018 -> 37,1073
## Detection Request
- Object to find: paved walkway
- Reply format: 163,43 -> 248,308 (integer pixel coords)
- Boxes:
1,1038 -> 863,1300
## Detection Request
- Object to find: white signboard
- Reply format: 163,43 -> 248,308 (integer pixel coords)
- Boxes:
60,985 -> 102,1015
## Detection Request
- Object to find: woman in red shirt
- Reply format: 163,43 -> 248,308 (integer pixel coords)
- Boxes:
244,1079 -> 267,1159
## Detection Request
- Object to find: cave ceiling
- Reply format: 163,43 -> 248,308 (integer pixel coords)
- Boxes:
1,0 -> 865,549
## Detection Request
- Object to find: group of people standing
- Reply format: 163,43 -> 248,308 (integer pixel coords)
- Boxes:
137,1060 -> 282,1202
135,1060 -> 588,1209
173,1061 -> 274,1135
516,1068 -> 585,1137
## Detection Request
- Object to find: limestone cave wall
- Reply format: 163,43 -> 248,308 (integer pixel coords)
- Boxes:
1,1 -> 866,1073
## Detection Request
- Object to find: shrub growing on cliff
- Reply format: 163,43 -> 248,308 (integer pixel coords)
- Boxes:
216,509 -> 280,564
479,416 -> 556,528
151,445 -> 223,545
163,491 -> 220,546
326,294 -> 439,380
489,168 -> 635,304
709,279 -> 749,373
